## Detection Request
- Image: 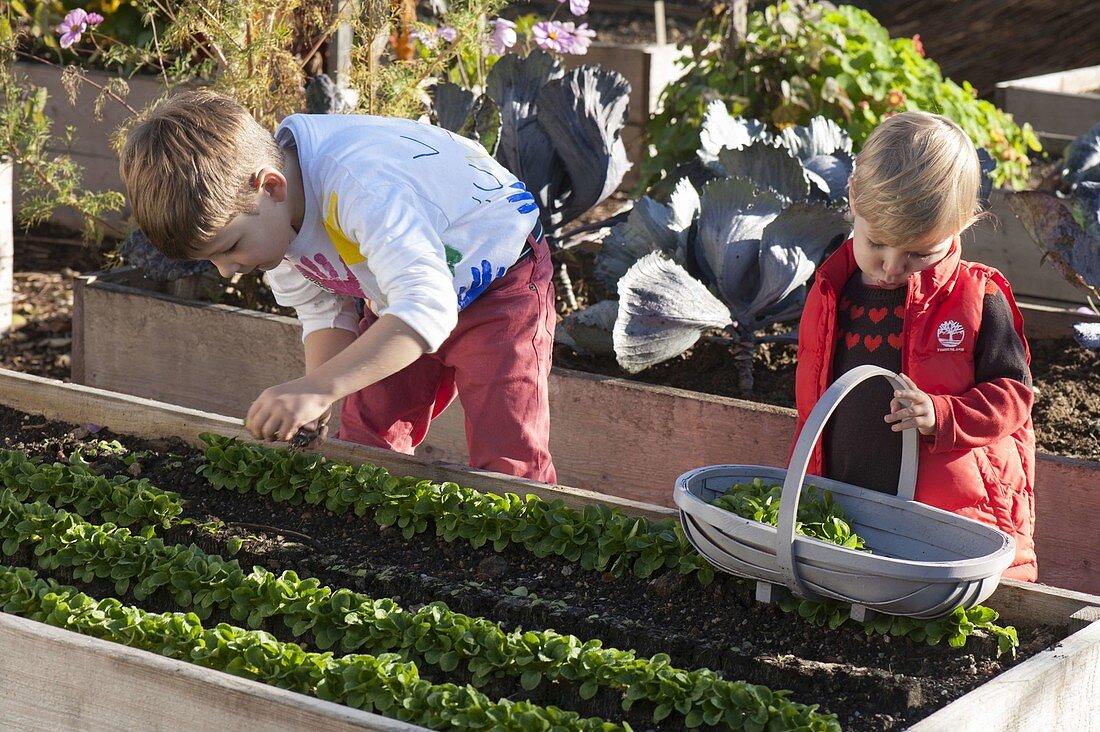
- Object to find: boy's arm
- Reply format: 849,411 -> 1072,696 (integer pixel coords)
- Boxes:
247,314 -> 426,442
304,327 -> 358,373
305,314 -> 427,399
927,289 -> 1032,452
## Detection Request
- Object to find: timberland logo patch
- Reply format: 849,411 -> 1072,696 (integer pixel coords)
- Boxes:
936,320 -> 965,351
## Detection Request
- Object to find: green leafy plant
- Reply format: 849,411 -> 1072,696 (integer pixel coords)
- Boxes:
0,449 -> 181,530
0,565 -> 626,731
711,478 -> 866,551
0,487 -> 840,730
643,3 -> 1040,193
198,434 -> 1019,655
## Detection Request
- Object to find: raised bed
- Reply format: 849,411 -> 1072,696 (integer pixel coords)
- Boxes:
1,368 -> 1100,729
72,267 -> 1100,595
995,64 -> 1100,148
0,612 -> 418,732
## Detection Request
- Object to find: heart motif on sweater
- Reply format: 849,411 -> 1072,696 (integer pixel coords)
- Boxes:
845,332 -> 860,349
888,333 -> 903,349
868,307 -> 888,323
894,305 -> 906,319
864,334 -> 883,352
850,305 -> 866,320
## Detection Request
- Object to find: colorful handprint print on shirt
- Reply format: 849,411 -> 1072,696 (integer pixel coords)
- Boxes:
295,253 -> 365,298
457,259 -> 505,309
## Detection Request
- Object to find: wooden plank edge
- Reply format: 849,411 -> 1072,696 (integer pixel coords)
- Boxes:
907,618 -> 1100,731
990,579 -> 1100,628
78,269 -> 300,326
0,612 -> 422,731
0,368 -> 675,521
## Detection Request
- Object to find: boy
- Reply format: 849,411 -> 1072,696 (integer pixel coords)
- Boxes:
119,90 -> 556,483
794,111 -> 1037,580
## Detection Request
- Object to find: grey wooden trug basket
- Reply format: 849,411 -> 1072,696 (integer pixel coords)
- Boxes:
674,365 -> 1017,620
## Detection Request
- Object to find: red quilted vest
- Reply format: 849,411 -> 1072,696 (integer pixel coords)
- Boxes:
794,239 -> 1037,580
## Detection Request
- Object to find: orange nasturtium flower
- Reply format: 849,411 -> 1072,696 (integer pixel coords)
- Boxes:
912,34 -> 925,57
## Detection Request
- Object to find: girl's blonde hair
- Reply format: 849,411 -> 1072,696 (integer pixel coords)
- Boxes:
119,90 -> 285,259
850,111 -> 981,245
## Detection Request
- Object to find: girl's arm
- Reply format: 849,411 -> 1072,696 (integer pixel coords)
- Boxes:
246,315 -> 427,442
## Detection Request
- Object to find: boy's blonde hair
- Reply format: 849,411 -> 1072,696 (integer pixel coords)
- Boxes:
119,90 -> 285,259
850,111 -> 981,245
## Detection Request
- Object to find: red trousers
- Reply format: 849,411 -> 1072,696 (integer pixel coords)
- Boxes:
338,236 -> 557,483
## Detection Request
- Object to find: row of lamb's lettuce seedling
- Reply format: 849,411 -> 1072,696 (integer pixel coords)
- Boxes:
0,565 -> 623,732
198,435 -> 1019,655
0,486 -> 840,731
0,449 -> 181,530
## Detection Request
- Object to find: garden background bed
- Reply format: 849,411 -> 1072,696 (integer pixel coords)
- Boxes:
65,267 -> 1100,596
2,373 -> 1099,731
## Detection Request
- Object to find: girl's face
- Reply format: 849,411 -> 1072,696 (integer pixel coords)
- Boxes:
851,213 -> 955,289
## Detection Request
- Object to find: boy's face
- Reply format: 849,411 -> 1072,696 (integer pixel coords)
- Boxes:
851,213 -> 954,289
202,169 -> 295,278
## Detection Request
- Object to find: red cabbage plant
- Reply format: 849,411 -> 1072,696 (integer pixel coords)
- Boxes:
559,101 -> 852,394
432,48 -> 631,240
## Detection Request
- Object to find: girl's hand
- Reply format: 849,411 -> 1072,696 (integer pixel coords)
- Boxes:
245,377 -> 333,444
885,372 -> 936,436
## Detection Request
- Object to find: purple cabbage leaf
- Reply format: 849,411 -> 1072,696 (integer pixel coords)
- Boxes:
486,49 -> 630,237
1007,183 -> 1100,299
119,229 -> 213,282
613,252 -> 733,374
1062,121 -> 1100,188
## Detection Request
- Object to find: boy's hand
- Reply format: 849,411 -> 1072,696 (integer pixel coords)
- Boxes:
288,408 -> 332,450
885,373 -> 936,435
246,377 -> 333,445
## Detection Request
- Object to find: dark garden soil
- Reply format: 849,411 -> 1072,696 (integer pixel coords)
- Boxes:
0,404 -> 1065,731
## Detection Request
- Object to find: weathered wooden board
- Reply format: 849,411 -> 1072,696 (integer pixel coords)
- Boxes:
991,580 -> 1100,630
909,616 -> 1100,731
0,613 -> 422,732
71,270 -> 1100,594
995,64 -> 1100,139
72,270 -> 306,417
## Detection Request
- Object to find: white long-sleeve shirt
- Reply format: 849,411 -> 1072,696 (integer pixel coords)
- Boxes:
265,114 -> 540,352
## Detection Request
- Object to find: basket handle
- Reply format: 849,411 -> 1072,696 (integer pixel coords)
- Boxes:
775,365 -> 919,597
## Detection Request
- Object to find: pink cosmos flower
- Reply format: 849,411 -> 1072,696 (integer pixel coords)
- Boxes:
410,28 -> 437,48
488,18 -> 517,55
57,8 -> 104,49
412,26 -> 457,48
533,20 -> 596,55
570,22 -> 596,54
560,0 -> 590,15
